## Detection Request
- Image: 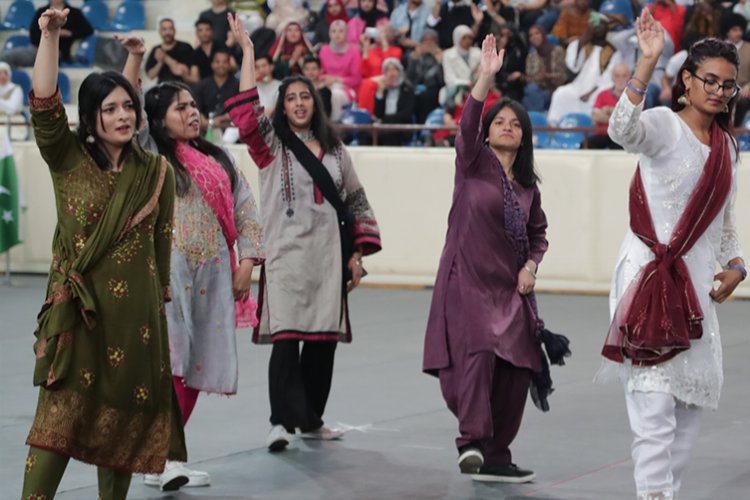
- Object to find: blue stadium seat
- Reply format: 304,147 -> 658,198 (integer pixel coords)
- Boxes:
107,1 -> 145,31
82,1 -> 110,31
549,113 -> 593,149
11,69 -> 31,105
340,107 -> 372,146
421,107 -> 445,144
57,72 -> 71,104
3,34 -> 31,52
62,34 -> 100,67
739,115 -> 750,152
528,111 -> 550,149
0,0 -> 35,30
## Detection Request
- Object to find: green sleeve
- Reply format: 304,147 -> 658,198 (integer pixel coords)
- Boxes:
29,90 -> 79,173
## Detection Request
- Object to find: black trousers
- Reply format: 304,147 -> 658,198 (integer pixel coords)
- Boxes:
269,339 -> 337,433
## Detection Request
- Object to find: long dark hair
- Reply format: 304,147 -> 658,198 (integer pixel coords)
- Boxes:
144,81 -> 237,197
481,98 -> 540,188
271,75 -> 341,153
77,71 -> 144,170
671,37 -> 740,153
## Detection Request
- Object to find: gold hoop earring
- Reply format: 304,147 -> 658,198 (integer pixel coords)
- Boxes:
677,94 -> 690,106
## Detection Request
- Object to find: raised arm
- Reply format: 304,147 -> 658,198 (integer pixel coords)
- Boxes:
228,12 -> 256,91
625,8 -> 664,107
115,34 -> 146,90
32,8 -> 69,98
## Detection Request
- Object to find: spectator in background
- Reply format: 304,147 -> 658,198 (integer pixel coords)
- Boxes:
265,0 -> 309,31
194,18 -> 237,81
599,0 -> 637,32
358,22 -> 403,113
407,28 -> 444,123
0,62 -> 24,120
1,0 -> 93,67
723,13 -> 750,126
146,18 -> 199,83
199,0 -> 236,47
552,0 -> 593,45
271,21 -> 314,80
254,54 -> 282,112
348,0 -> 390,46
428,0 -> 476,49
548,17 -> 621,124
302,56 -> 333,118
523,24 -> 567,112
660,47 -> 687,105
374,57 -> 416,145
313,0 -> 350,45
680,1 -> 721,50
734,0 -> 750,23
194,49 -> 240,133
588,62 -> 629,149
494,25 -> 527,103
442,25 -> 481,104
319,20 -> 362,100
648,0 -> 686,52
390,0 -> 431,53
494,0 -> 548,34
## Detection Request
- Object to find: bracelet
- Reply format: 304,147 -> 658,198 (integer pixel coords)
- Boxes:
728,263 -> 747,281
631,76 -> 648,87
523,265 -> 537,280
626,81 -> 646,97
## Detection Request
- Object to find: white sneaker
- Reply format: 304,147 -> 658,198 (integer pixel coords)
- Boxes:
266,424 -> 291,451
144,462 -> 210,489
159,461 -> 190,491
299,425 -> 344,440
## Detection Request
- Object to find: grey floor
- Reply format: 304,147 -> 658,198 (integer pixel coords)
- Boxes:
1,275 -> 748,500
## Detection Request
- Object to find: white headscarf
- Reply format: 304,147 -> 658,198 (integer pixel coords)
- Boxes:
452,25 -> 473,56
0,62 -> 16,97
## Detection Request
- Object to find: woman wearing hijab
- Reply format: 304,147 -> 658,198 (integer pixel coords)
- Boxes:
347,0 -> 389,46
271,21 -> 313,80
314,0 -> 350,45
523,24 -> 566,112
373,57 -> 416,145
319,19 -> 362,99
442,25 -> 481,102
0,62 -> 23,118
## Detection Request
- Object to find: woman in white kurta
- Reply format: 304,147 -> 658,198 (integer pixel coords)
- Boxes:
597,10 -> 745,500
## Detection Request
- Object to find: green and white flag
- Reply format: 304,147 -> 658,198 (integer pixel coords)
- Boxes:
0,131 -> 21,253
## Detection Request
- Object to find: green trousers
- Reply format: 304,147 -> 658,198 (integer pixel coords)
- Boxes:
22,447 -> 132,500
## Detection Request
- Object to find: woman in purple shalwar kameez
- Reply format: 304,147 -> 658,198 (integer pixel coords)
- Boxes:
423,34 -> 548,483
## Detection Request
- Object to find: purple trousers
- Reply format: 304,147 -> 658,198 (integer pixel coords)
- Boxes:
439,348 -> 531,466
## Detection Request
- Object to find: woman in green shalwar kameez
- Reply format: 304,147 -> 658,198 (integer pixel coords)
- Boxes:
21,8 -> 187,499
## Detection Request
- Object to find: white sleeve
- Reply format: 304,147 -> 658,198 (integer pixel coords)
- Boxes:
565,40 -> 583,73
665,51 -> 687,79
607,92 -> 680,158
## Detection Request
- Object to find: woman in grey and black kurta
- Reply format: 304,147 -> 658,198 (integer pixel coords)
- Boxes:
21,9 -> 186,500
225,13 -> 381,451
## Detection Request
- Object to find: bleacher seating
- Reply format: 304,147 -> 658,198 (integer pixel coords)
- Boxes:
3,33 -> 29,51
0,0 -> 35,31
107,1 -> 145,31
340,107 -> 372,146
82,1 -> 111,31
10,68 -> 30,105
739,115 -> 750,152
57,71 -> 71,104
62,34 -> 100,68
421,107 -> 444,145
549,113 -> 593,149
529,111 -> 550,149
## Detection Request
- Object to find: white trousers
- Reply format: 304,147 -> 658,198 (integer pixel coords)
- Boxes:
625,391 -> 703,500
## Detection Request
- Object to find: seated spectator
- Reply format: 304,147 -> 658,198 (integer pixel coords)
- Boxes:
442,25 -> 481,103
659,48 -> 687,105
246,12 -> 277,58
390,0 -> 431,52
1,0 -> 93,67
427,0 -> 476,49
406,28 -> 444,122
348,0 -> 390,46
319,20 -> 362,99
523,24 -> 567,111
649,0 -> 686,52
494,25 -> 527,103
598,0 -> 637,32
303,55 -> 352,122
547,18 -> 621,124
374,57 -> 416,145
0,62 -> 23,124
551,0 -> 592,46
271,21 -> 314,80
491,0 -> 548,34
588,62 -> 629,149
313,0 -> 350,45
194,49 -> 240,133
301,56 -> 333,118
146,18 -> 199,83
536,0 -> 576,34
358,23 -> 403,113
193,18 -> 237,81
265,0 -> 309,31
199,0 -> 236,47
723,13 -> 750,126
345,0 -> 389,13
680,1 -> 721,50
254,55 -> 283,112
734,0 -> 750,23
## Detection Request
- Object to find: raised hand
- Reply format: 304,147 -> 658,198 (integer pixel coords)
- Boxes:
38,8 -> 69,38
479,34 -> 505,77
635,7 -> 665,60
228,12 -> 254,54
114,35 -> 146,56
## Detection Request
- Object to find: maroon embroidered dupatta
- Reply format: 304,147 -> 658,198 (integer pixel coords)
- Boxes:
602,122 -> 732,366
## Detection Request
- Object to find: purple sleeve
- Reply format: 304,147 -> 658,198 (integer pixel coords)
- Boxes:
527,186 -> 549,264
455,96 -> 485,172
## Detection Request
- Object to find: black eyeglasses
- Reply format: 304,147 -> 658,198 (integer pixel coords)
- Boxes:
691,73 -> 740,98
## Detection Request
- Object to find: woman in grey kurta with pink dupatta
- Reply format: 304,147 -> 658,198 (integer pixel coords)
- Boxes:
224,14 -> 381,451
424,35 -> 548,483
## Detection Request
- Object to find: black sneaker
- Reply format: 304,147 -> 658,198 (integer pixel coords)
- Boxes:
457,445 -> 484,474
471,463 -> 535,483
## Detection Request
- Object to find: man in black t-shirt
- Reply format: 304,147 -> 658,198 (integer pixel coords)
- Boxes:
193,18 -> 237,81
145,18 -> 198,83
194,49 -> 239,132
198,0 -> 235,47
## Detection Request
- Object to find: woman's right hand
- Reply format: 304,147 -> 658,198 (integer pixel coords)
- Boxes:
39,8 -> 69,38
478,34 -> 505,78
635,7 -> 664,61
114,35 -> 146,56
228,12 -> 254,54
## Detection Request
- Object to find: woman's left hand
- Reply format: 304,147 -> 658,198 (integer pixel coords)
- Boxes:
232,259 -> 254,301
517,267 -> 535,295
347,255 -> 364,292
114,34 -> 146,55
709,270 -> 743,303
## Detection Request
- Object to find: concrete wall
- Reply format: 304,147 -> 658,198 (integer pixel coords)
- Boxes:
3,144 -> 749,298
